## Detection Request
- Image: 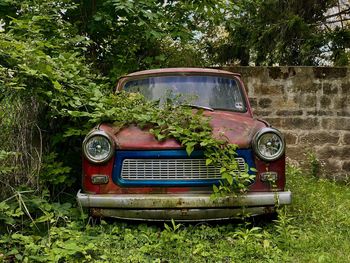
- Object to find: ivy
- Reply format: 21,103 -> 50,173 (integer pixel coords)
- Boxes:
65,91 -> 255,195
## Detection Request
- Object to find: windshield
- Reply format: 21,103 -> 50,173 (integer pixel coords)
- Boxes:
123,75 -> 246,112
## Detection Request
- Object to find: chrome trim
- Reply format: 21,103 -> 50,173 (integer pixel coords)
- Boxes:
260,172 -> 278,182
91,175 -> 109,184
120,158 -> 246,181
77,190 -> 291,220
82,130 -> 114,164
77,190 -> 292,209
252,127 -> 285,162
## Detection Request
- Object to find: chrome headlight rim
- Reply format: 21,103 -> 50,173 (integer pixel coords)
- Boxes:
253,127 -> 285,162
82,130 -> 114,164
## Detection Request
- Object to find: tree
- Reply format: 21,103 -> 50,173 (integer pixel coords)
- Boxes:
65,0 -> 227,81
0,0 -> 108,197
207,0 -> 350,66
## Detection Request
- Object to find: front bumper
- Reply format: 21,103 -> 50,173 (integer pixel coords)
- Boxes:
77,190 -> 292,221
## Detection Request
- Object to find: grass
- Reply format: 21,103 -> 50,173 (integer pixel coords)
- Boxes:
282,165 -> 350,262
1,165 -> 350,262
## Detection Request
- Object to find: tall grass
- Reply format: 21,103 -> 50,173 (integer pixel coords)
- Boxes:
1,164 -> 350,262
285,165 -> 350,262
0,97 -> 43,199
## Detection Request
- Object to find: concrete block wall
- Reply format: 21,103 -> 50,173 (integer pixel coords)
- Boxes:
220,66 -> 350,180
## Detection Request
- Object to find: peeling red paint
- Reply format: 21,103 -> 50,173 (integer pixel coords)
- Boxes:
99,112 -> 267,150
82,157 -> 114,194
250,155 -> 286,191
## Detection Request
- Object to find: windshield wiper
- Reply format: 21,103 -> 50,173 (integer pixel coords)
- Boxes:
183,104 -> 214,111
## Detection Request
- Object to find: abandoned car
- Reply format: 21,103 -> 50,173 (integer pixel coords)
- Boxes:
77,68 -> 292,221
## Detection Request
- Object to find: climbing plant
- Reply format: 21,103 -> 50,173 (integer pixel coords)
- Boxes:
66,91 -> 255,195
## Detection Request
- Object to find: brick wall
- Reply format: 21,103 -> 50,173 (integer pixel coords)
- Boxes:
220,66 -> 350,180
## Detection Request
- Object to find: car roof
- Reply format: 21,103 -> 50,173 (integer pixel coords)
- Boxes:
121,67 -> 241,78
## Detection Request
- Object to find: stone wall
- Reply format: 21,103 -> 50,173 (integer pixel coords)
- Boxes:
220,66 -> 350,180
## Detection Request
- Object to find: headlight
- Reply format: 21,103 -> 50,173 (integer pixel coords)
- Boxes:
83,131 -> 114,163
253,128 -> 285,161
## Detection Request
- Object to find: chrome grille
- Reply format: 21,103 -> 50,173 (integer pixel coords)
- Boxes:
121,158 -> 246,180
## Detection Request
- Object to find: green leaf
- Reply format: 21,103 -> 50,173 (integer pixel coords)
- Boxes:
52,80 -> 62,90
222,172 -> 233,185
157,134 -> 165,141
220,167 -> 226,173
185,142 -> 196,156
205,159 -> 213,166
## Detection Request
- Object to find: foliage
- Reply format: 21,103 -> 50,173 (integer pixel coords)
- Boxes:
1,1 -> 350,261
0,0 -> 109,197
0,0 -> 252,196
306,151 -> 321,178
0,150 -> 17,176
207,0 -> 350,66
1,0 -> 348,198
66,0 -> 226,80
66,90 -> 255,194
1,165 -> 350,262
0,0 -> 230,198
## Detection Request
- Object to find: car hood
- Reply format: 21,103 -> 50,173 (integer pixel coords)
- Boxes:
100,111 -> 268,150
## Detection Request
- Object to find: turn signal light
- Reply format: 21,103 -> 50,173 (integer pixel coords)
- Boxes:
91,175 -> 109,185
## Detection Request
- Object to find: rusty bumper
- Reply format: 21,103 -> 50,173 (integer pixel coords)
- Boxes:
77,190 -> 292,221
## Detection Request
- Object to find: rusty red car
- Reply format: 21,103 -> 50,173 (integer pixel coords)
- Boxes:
77,68 -> 291,221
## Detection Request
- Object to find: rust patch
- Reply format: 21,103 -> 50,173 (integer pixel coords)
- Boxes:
181,209 -> 188,215
91,208 -> 104,217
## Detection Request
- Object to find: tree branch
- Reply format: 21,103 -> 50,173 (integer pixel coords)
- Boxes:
324,18 -> 350,24
323,7 -> 350,20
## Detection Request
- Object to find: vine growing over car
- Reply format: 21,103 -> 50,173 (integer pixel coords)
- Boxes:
66,91 -> 255,195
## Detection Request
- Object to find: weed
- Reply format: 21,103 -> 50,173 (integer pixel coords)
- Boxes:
164,219 -> 183,233
306,151 -> 321,178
